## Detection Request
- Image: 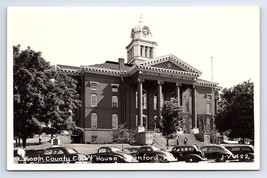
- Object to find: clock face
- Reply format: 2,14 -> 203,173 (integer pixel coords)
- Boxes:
142,26 -> 150,36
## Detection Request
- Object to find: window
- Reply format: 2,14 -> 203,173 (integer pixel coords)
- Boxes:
136,89 -> 147,109
91,113 -> 97,129
112,114 -> 118,129
154,116 -> 157,129
91,94 -> 97,107
207,103 -> 211,114
154,93 -> 157,110
90,81 -> 98,91
112,96 -> 118,108
142,90 -> 147,109
111,83 -> 119,92
91,135 -> 97,143
143,115 -> 147,129
149,48 -> 153,58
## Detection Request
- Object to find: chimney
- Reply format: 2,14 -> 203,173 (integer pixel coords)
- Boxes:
118,58 -> 125,71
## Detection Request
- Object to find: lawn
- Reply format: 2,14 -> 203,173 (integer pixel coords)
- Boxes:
13,134 -> 141,157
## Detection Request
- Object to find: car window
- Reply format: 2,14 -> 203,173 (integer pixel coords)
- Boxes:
111,147 -> 120,152
65,148 -> 78,154
98,148 -> 107,153
43,149 -> 53,155
188,147 -> 193,151
53,149 -> 64,154
242,147 -> 253,152
146,148 -> 152,152
200,147 -> 207,152
184,147 -> 188,151
209,147 -> 217,151
231,147 -> 240,151
139,148 -> 145,152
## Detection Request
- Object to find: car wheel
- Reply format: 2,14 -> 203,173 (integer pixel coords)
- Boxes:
153,155 -> 167,163
244,154 -> 254,162
186,156 -> 198,163
216,154 -> 226,162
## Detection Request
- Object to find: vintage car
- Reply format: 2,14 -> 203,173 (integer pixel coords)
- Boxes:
222,144 -> 254,162
135,145 -> 177,163
170,145 -> 206,163
200,145 -> 234,162
25,146 -> 90,164
89,146 -> 133,163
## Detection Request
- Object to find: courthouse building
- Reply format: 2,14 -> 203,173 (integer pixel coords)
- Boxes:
58,20 -> 220,144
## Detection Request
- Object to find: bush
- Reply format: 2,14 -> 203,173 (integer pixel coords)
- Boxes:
112,124 -> 136,144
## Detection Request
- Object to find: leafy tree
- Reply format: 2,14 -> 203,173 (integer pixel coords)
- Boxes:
160,99 -> 188,146
215,80 -> 254,143
112,124 -> 136,144
13,45 -> 81,147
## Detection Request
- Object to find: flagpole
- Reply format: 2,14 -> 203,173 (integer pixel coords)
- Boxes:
211,56 -> 213,94
211,56 -> 214,118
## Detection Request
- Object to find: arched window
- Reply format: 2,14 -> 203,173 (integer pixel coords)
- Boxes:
136,89 -> 147,109
142,90 -> 147,109
112,114 -> 118,129
112,96 -> 118,108
91,113 -> 97,129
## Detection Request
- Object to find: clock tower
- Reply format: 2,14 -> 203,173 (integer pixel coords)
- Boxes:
126,18 -> 158,64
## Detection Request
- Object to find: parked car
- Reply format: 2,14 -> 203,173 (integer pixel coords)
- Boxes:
89,146 -> 133,163
222,144 -> 254,162
170,145 -> 206,163
135,145 -> 177,163
25,146 -> 89,164
200,145 -> 234,162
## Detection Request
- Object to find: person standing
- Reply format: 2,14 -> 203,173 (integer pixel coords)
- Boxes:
39,135 -> 42,144
17,146 -> 25,164
184,137 -> 188,145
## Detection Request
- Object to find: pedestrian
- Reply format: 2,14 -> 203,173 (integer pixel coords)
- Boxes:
184,137 -> 188,145
39,135 -> 42,144
17,146 -> 26,164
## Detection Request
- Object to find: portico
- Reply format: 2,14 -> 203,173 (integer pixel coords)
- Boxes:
134,68 -> 200,134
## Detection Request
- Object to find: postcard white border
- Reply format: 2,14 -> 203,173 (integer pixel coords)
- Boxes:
6,6 -> 260,171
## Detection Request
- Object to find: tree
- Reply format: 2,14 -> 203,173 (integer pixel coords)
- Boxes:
160,99 -> 188,146
215,80 -> 254,143
112,124 -> 135,144
13,45 -> 81,147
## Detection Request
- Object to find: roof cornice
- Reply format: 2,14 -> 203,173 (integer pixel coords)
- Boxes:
139,54 -> 202,76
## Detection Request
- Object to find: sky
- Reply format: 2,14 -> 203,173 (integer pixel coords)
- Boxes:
8,6 -> 260,88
